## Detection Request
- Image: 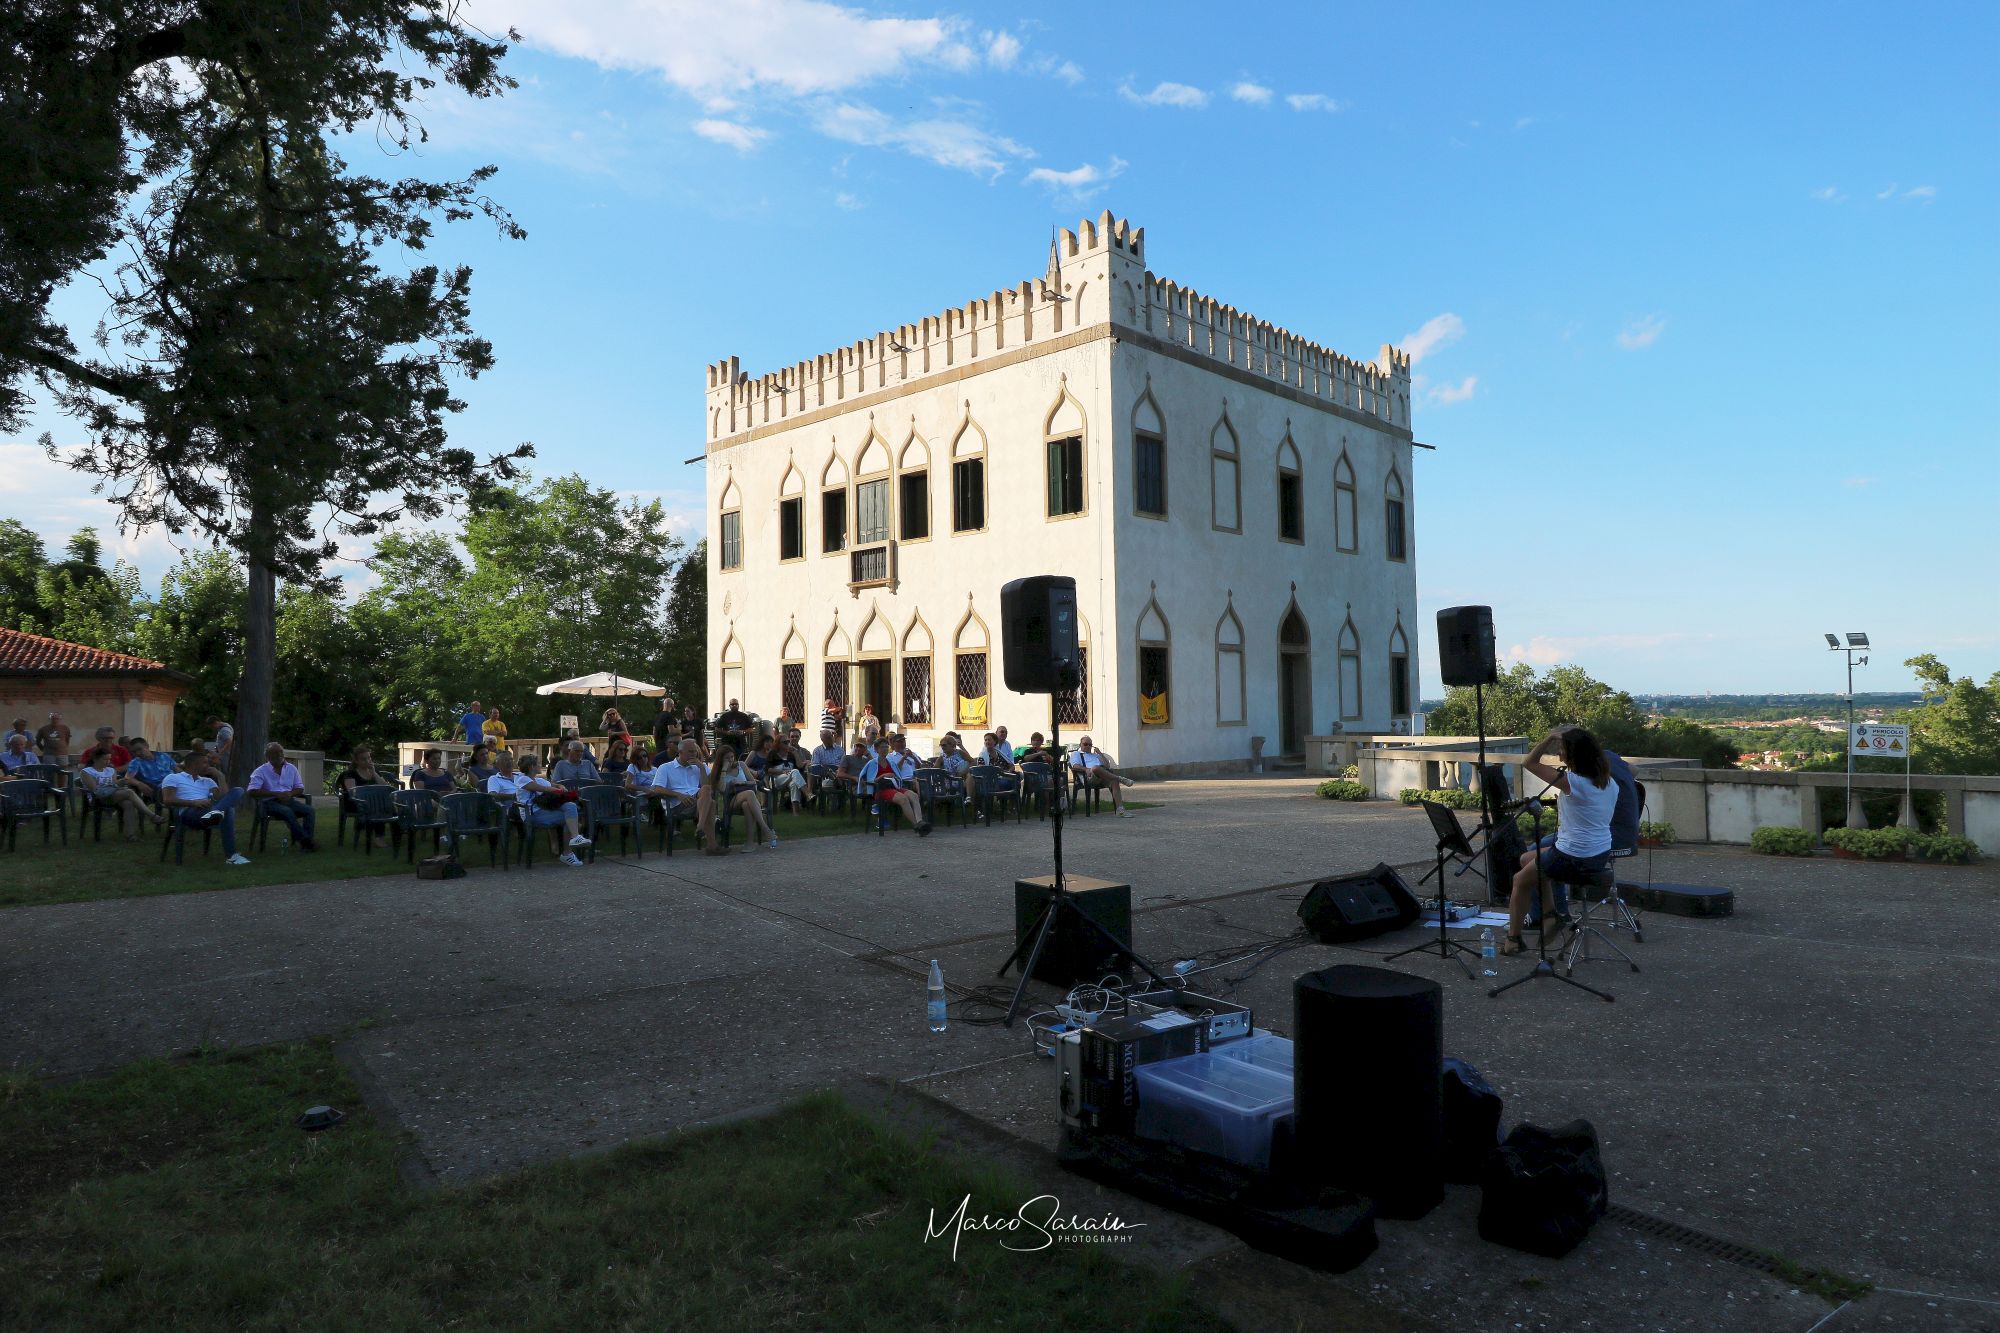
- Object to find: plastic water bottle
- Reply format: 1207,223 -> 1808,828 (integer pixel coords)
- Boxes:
1480,928 -> 1497,977
926,960 -> 948,1033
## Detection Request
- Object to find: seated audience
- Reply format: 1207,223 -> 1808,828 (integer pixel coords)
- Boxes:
122,738 -> 177,801
601,738 -> 632,781
339,745 -> 390,849
410,747 -> 456,795
160,749 -> 251,864
706,743 -> 776,849
837,738 -> 871,801
489,751 -> 591,866
1067,735 -> 1132,817
650,738 -> 710,833
551,739 -> 601,788
808,728 -> 845,794
90,727 -> 132,767
249,741 -> 320,849
79,745 -> 165,840
1019,733 -> 1059,768
859,738 -> 929,835
1,733 -> 40,773
460,743 -> 497,788
625,747 -> 657,791
993,725 -> 1017,765
751,733 -> 807,813
3,717 -> 30,749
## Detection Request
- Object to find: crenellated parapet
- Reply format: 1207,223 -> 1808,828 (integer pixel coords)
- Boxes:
704,210 -> 1410,443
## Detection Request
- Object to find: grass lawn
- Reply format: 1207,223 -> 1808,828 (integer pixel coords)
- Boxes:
0,1040 -> 1234,1332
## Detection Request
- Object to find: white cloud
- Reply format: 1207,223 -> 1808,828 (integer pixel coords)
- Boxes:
1875,183 -> 1899,200
1399,312 -> 1465,365
692,118 -> 769,151
1616,313 -> 1667,350
833,190 -> 864,211
1025,155 -> 1127,198
986,31 -> 1022,68
1504,632 -> 1704,666
1841,476 -> 1876,489
1810,185 -> 1846,203
1120,80 -> 1208,109
1030,54 -> 1084,84
470,0 -> 949,97
1429,375 -> 1478,405
937,40 -> 978,70
1230,81 -> 1272,104
1285,92 -> 1342,112
1512,115 -> 1535,131
1903,184 -> 1936,201
815,101 -> 1031,177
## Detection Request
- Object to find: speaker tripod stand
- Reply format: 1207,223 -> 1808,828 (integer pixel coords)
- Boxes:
997,712 -> 1166,1026
1386,800 -> 1485,979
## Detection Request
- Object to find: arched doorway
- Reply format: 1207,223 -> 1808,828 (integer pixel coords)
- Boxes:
1277,605 -> 1312,755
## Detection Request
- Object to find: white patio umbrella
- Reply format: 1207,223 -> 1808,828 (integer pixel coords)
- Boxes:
534,672 -> 667,702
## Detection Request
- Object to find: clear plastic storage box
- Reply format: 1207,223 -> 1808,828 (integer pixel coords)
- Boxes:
1214,1029 -> 1294,1077
1132,1049 -> 1294,1170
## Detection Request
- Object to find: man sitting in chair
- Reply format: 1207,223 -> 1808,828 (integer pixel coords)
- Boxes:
1501,726 -> 1622,955
1066,736 -> 1133,818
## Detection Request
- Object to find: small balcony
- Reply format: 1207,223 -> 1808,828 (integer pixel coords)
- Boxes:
849,540 -> 896,593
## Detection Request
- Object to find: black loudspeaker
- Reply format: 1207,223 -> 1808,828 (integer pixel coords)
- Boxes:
1296,863 -> 1421,943
1001,575 -> 1080,694
1294,964 -> 1443,1220
1015,875 -> 1131,986
1436,605 -> 1497,687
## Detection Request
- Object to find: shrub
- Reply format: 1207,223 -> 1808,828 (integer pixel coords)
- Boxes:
1338,763 -> 1361,780
1826,826 -> 1919,860
1514,806 -> 1560,840
1751,826 -> 1813,856
1398,787 -> 1482,810
1637,820 -> 1675,844
1316,779 -> 1370,801
1914,833 -> 1980,864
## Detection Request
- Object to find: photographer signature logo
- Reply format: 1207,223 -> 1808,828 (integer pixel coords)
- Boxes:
924,1193 -> 1145,1260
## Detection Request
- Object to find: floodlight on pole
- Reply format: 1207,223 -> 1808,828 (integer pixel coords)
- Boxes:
1824,630 -> 1870,825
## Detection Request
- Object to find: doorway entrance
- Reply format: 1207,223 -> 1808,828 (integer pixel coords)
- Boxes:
1278,607 -> 1311,755
857,658 -> 893,730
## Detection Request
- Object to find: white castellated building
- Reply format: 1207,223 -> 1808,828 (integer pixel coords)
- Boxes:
704,211 -> 1419,774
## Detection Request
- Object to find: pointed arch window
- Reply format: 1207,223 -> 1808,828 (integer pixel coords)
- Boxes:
1385,467 -> 1408,562
898,435 -> 931,541
1388,621 -> 1412,719
1054,616 -> 1092,727
1137,599 -> 1171,728
1333,450 -> 1358,554
780,628 -> 807,723
1133,385 -> 1167,519
718,480 -> 743,571
854,433 -> 892,545
902,616 -> 934,727
823,623 -> 852,717
951,412 -> 987,533
1045,385 -> 1086,518
1216,605 -> 1246,726
1276,435 -> 1303,543
1211,413 -> 1241,533
821,453 -> 849,554
720,633 -> 745,709
779,467 -> 805,562
954,612 -> 990,729
1338,616 -> 1363,722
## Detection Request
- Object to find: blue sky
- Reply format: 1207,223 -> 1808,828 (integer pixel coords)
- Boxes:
6,0 -> 1995,698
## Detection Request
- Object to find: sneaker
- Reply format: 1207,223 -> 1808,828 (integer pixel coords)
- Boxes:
916,821 -> 933,837
1117,808 -> 1134,819
768,837 -> 779,849
559,852 -> 583,867
569,834 -> 592,848
225,853 -> 251,866
200,809 -> 225,825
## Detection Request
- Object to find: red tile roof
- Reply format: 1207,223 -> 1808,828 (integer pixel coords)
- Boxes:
0,627 -> 178,676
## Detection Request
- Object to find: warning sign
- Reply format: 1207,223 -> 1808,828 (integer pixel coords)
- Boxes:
1850,723 -> 1910,757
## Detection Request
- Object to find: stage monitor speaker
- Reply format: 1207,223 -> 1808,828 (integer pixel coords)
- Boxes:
1436,605 -> 1497,687
1297,863 -> 1422,943
1294,964 -> 1443,1220
1001,575 -> 1080,694
1015,876 -> 1131,986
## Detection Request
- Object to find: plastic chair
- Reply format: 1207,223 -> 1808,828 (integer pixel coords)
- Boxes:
1068,764 -> 1105,816
809,764 -> 850,818
158,802 -> 214,864
1018,762 -> 1055,819
2,780 -> 67,849
394,790 -> 449,862
16,765 -> 70,813
967,764 -> 1021,827
641,788 -> 699,853
441,792 -> 506,868
345,784 -> 401,856
577,784 -> 641,861
913,769 -> 959,830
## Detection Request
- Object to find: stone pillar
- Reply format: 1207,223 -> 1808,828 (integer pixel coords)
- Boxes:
1944,785 -> 1967,837
1799,779 -> 1824,840
1846,789 -> 1868,830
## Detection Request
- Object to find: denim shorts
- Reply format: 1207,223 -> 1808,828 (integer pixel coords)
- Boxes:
530,803 -> 576,828
1535,835 -> 1610,884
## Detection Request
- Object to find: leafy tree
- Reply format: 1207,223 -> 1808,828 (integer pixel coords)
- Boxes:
132,546 -> 244,745
4,2 -> 528,782
1896,654 -> 2000,776
1427,661 -> 1736,765
660,540 -> 708,713
0,519 -> 52,631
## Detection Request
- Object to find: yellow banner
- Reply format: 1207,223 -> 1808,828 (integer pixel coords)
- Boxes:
958,694 -> 989,728
1140,693 -> 1169,726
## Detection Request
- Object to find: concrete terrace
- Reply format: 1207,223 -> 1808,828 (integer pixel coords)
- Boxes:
3,776 -> 1996,1332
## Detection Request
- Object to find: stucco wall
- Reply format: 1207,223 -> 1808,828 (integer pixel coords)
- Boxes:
0,680 -> 182,754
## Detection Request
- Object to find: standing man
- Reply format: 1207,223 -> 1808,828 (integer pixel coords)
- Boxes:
248,742 -> 318,850
3,717 -> 30,749
818,696 -> 844,745
458,700 -> 485,747
35,711 -> 71,765
204,714 -> 235,770
652,696 -> 679,755
161,750 -> 251,864
483,705 -> 510,753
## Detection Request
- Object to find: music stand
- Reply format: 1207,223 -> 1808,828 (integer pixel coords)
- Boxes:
1387,800 -> 1484,978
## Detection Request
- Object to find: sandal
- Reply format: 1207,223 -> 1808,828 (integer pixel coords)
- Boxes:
1498,934 -> 1528,957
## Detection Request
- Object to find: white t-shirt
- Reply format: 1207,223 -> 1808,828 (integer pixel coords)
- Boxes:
1555,770 -> 1621,858
1068,750 -> 1105,771
652,760 -> 706,798
161,771 -> 219,805
486,771 -> 537,806
81,764 -> 121,794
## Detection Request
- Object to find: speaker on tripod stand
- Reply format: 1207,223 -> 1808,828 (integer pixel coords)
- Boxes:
1435,606 -> 1498,826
